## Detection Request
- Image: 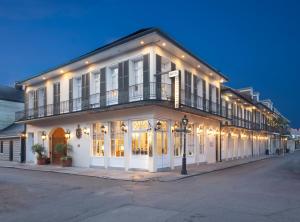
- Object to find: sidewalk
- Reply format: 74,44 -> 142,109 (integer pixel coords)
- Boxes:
0,155 -> 273,182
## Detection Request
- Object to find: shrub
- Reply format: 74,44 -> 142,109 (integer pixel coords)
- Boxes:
31,144 -> 45,158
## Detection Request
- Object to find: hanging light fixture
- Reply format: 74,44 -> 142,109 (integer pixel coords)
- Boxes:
120,122 -> 127,133
155,121 -> 162,131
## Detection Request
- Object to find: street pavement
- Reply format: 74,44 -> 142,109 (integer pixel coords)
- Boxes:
0,151 -> 300,222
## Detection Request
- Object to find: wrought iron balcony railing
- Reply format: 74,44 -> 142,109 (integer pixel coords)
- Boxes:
15,82 -> 227,121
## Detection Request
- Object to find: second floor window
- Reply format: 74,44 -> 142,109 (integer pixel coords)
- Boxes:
111,67 -> 118,90
74,77 -> 82,99
133,59 -> 143,85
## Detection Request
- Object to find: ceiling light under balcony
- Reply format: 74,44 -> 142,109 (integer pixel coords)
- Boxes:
140,40 -> 144,45
162,42 -> 166,46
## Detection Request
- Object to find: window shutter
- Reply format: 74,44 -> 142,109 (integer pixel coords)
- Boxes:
44,87 -> 47,116
69,78 -> 73,112
34,90 -> 38,118
123,60 -> 129,103
118,62 -> 123,104
170,62 -> 176,101
81,74 -> 90,110
86,73 -> 90,108
143,54 -> 150,100
184,71 -> 192,106
25,89 -> 29,119
156,54 -> 162,100
216,87 -> 220,114
208,84 -> 212,112
225,101 -> 229,118
100,67 -> 106,107
193,75 -> 198,108
82,74 -> 85,110
202,79 -> 206,111
53,83 -> 60,115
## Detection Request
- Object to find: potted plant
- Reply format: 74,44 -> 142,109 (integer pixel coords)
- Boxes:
31,144 -> 46,165
55,143 -> 73,167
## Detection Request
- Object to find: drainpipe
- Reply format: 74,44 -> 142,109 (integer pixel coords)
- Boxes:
251,131 -> 254,157
219,122 -> 222,162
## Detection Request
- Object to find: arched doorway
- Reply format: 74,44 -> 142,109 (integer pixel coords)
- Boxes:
51,128 -> 66,164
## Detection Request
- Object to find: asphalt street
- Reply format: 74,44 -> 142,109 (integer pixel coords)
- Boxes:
1,152 -> 300,222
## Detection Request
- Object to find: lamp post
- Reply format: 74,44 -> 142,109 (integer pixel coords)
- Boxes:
175,115 -> 190,175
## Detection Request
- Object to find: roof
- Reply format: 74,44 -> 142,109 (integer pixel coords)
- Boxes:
18,28 -> 228,84
221,86 -> 257,106
0,85 -> 24,103
0,123 -> 25,138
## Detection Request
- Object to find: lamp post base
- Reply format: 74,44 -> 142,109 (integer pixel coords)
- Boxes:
181,156 -> 187,175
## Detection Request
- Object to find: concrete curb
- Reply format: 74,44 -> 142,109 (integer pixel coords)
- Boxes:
0,165 -> 151,182
0,155 -> 276,183
156,156 -> 275,182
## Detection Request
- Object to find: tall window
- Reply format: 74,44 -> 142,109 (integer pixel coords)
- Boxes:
156,121 -> 168,155
111,121 -> 124,157
107,66 -> 118,105
161,58 -> 171,100
28,91 -> 35,117
133,59 -> 143,85
187,124 -> 194,156
92,123 -> 105,157
111,67 -> 118,90
129,59 -> 143,101
38,88 -> 45,117
132,120 -> 151,155
91,72 -> 100,107
73,77 -> 82,111
198,126 -> 204,154
173,131 -> 181,157
0,141 -> 3,153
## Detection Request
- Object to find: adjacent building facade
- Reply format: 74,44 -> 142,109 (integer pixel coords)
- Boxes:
0,85 -> 25,162
15,28 -> 289,172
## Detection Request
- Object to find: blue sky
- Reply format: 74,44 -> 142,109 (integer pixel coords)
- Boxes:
0,0 -> 299,127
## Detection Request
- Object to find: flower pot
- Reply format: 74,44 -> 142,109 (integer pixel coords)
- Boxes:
37,158 -> 46,165
61,158 -> 72,167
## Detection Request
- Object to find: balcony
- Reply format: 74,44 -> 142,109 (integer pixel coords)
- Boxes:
15,82 -> 226,121
222,116 -> 280,133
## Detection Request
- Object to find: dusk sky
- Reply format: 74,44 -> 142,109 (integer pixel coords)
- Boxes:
0,0 -> 299,127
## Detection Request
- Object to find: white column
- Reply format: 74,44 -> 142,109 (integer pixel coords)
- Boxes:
149,119 -> 157,172
168,120 -> 174,169
104,122 -> 110,168
124,120 -> 130,171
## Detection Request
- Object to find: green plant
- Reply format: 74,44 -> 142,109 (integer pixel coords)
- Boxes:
31,144 -> 45,158
55,143 -> 73,158
60,156 -> 72,161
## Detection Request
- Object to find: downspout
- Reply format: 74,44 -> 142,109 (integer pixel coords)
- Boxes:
252,130 -> 254,157
219,122 -> 222,162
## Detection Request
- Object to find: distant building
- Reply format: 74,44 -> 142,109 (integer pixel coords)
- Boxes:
0,85 -> 25,162
0,85 -> 24,130
0,123 -> 26,162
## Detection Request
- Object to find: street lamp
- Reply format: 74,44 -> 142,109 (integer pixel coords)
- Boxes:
175,115 -> 190,175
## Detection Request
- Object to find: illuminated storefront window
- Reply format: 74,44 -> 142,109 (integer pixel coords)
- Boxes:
132,120 -> 151,155
174,131 -> 182,157
187,124 -> 194,156
93,123 -> 104,157
111,121 -> 124,157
